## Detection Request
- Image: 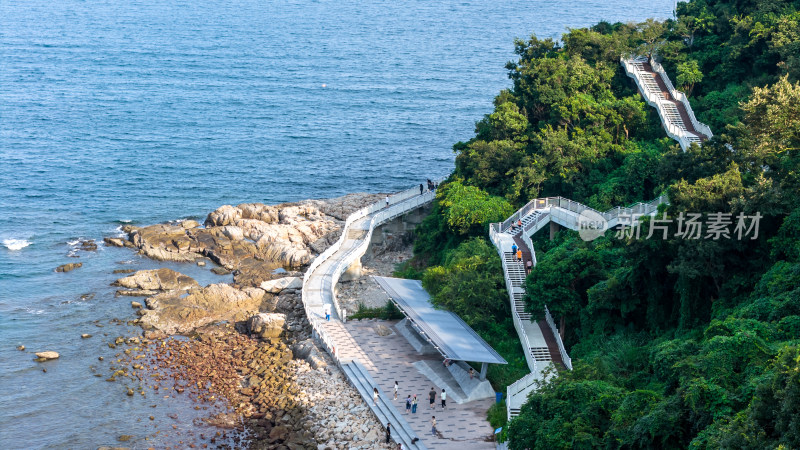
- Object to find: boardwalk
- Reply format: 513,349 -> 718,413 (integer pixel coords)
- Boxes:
346,320 -> 495,450
302,185 -> 500,449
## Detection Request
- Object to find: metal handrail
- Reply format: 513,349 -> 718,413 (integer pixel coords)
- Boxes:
497,195 -> 668,234
650,59 -> 713,140
544,305 -> 572,370
621,57 -> 712,150
301,181 -> 441,365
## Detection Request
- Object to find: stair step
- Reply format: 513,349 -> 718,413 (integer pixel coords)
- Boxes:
530,348 -> 552,361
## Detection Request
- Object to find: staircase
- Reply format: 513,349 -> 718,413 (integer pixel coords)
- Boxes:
490,196 -> 670,420
622,56 -> 712,151
503,210 -> 547,236
341,360 -> 427,449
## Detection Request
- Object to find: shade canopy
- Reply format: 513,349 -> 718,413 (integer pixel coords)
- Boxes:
374,276 -> 507,365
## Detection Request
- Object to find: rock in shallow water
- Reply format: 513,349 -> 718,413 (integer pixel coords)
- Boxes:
55,263 -> 82,272
113,268 -> 198,291
35,351 -> 59,360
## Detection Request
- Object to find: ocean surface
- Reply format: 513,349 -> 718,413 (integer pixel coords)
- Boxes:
0,0 -> 674,447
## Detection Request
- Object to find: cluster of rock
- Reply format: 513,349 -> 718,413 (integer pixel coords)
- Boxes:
292,359 -> 396,449
112,267 -> 310,339
104,194 -> 382,287
126,324 -> 390,449
98,192 -> 392,447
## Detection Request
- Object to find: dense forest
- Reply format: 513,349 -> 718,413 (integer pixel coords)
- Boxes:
399,0 -> 800,447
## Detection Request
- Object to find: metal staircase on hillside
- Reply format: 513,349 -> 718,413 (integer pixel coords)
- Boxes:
621,56 -> 712,151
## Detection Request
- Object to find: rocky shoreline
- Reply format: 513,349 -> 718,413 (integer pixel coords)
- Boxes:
102,193 -> 395,449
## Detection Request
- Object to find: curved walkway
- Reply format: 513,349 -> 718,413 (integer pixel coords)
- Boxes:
301,185 -> 437,450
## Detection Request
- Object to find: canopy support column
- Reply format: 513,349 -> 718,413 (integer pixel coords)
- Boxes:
480,362 -> 488,381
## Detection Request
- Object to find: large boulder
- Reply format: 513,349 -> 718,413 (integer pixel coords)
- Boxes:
113,268 -> 199,291
260,277 -> 302,294
128,224 -> 198,262
137,284 -> 268,334
247,313 -> 286,340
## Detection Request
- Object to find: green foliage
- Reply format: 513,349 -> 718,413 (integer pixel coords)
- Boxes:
677,60 -> 704,96
422,237 -> 508,329
437,180 -> 514,235
410,0 -> 800,447
487,400 -> 508,430
392,260 -> 425,280
348,301 -> 404,320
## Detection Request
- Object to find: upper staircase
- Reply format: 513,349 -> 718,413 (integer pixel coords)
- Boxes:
622,56 -> 713,151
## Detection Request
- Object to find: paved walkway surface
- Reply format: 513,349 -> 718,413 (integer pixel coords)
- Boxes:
344,319 -> 495,450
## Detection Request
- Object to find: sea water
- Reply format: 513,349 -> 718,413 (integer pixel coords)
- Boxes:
0,0 -> 674,447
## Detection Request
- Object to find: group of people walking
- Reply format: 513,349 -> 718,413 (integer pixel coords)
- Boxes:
510,243 -> 534,274
375,381 -> 449,445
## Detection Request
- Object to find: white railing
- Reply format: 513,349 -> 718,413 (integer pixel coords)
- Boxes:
506,370 -> 540,418
544,305 -> 572,370
649,59 -> 713,140
327,190 -> 437,318
496,245 -> 539,375
498,195 -> 668,234
621,58 -> 695,150
621,57 -> 713,151
520,232 -> 536,267
301,182 -> 440,363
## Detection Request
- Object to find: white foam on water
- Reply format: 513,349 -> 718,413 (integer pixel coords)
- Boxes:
3,238 -> 31,251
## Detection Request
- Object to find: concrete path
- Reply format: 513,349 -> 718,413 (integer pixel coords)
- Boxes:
345,319 -> 495,450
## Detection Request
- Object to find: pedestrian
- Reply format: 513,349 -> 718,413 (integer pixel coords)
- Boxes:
429,387 -> 436,410
394,381 -> 399,400
405,395 -> 412,414
385,196 -> 390,208
323,303 -> 331,321
468,367 -> 474,379
427,179 -> 433,191
511,243 -> 517,254
526,259 -> 533,274
441,389 -> 446,409
517,218 -> 522,229
431,416 -> 437,436
419,183 -> 424,195
411,395 -> 418,413
373,387 -> 379,405
516,248 -> 523,263
386,422 -> 391,444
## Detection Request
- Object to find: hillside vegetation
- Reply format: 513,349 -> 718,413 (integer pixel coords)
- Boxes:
405,0 -> 800,447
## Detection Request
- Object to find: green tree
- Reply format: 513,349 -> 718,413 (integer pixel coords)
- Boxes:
677,60 -> 704,96
436,180 -> 514,235
636,18 -> 667,59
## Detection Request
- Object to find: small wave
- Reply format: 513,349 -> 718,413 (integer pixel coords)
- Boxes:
3,239 -> 31,251
114,219 -> 134,224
